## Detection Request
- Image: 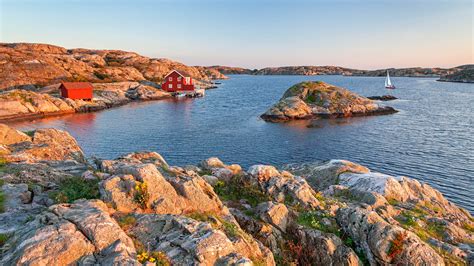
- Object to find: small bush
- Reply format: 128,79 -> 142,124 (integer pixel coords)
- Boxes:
0,233 -> 10,247
0,192 -> 5,213
197,169 -> 213,176
297,211 -> 340,235
134,181 -> 149,208
305,94 -> 317,103
50,176 -> 100,203
213,177 -> 270,207
23,130 -> 35,137
117,214 -> 137,230
387,232 -> 407,260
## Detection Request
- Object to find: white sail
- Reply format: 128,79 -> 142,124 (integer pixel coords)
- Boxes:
385,71 -> 392,87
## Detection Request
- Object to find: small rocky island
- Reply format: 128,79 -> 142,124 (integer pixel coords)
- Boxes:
0,124 -> 472,265
261,81 -> 397,122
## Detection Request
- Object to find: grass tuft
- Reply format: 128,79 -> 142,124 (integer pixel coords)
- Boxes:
49,176 -> 100,203
213,177 -> 270,207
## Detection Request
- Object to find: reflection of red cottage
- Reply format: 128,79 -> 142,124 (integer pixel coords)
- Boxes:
162,70 -> 195,92
59,82 -> 93,100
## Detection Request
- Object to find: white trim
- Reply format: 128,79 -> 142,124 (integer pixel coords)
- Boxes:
163,70 -> 187,79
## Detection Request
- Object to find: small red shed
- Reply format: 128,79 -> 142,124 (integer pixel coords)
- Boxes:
162,70 -> 195,92
59,82 -> 93,100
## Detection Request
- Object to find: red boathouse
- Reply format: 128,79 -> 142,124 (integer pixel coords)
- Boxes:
162,70 -> 195,92
59,82 -> 93,100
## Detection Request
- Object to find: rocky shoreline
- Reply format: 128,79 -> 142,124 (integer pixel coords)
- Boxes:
261,81 -> 398,122
0,81 -> 179,123
0,124 -> 472,265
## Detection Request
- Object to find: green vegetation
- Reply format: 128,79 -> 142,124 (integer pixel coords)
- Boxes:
0,233 -> 10,247
398,211 -> 418,227
0,191 -> 5,213
297,211 -> 340,236
49,176 -> 100,203
197,169 -> 213,176
333,188 -> 362,202
305,94 -> 317,103
117,214 -> 137,230
213,178 -> 270,207
134,181 -> 149,208
387,232 -> 407,260
284,194 -> 295,205
137,250 -> 170,265
23,130 -> 35,137
186,212 -> 244,240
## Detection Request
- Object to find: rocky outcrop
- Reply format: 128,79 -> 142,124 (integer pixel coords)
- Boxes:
261,81 -> 397,122
367,95 -> 398,101
124,214 -> 273,265
0,43 -> 226,90
0,124 -> 472,265
1,200 -> 139,265
0,82 -> 172,122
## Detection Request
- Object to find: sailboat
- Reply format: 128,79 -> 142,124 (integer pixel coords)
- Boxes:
385,70 -> 396,89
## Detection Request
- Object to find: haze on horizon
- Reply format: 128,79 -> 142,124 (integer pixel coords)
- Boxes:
0,0 -> 472,70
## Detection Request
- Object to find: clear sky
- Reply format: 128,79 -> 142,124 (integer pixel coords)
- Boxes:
0,0 -> 472,69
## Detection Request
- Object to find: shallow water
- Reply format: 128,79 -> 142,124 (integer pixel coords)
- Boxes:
8,75 -> 474,213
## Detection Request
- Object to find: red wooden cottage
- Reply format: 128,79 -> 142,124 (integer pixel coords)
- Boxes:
59,82 -> 93,100
162,70 -> 195,92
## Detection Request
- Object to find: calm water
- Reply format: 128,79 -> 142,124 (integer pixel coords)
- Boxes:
8,75 -> 474,213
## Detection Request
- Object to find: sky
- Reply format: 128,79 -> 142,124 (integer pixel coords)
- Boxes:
0,0 -> 472,69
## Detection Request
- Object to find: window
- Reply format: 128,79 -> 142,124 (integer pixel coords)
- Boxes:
177,84 -> 182,89
168,84 -> 173,89
169,77 -> 172,81
177,77 -> 182,82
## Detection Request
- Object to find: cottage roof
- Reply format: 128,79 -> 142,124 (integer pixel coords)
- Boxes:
164,70 -> 193,79
60,82 -> 93,90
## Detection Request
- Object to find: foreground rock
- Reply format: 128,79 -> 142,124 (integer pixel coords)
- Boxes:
0,124 -> 472,265
261,81 -> 397,122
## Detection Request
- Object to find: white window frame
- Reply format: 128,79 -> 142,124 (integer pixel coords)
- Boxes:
168,84 -> 173,89
169,77 -> 172,81
177,76 -> 182,82
177,84 -> 182,89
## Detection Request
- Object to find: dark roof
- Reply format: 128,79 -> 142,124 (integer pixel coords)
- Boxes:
60,82 -> 93,90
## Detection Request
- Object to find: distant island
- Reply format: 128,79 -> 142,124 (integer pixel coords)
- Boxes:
206,64 -> 474,83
